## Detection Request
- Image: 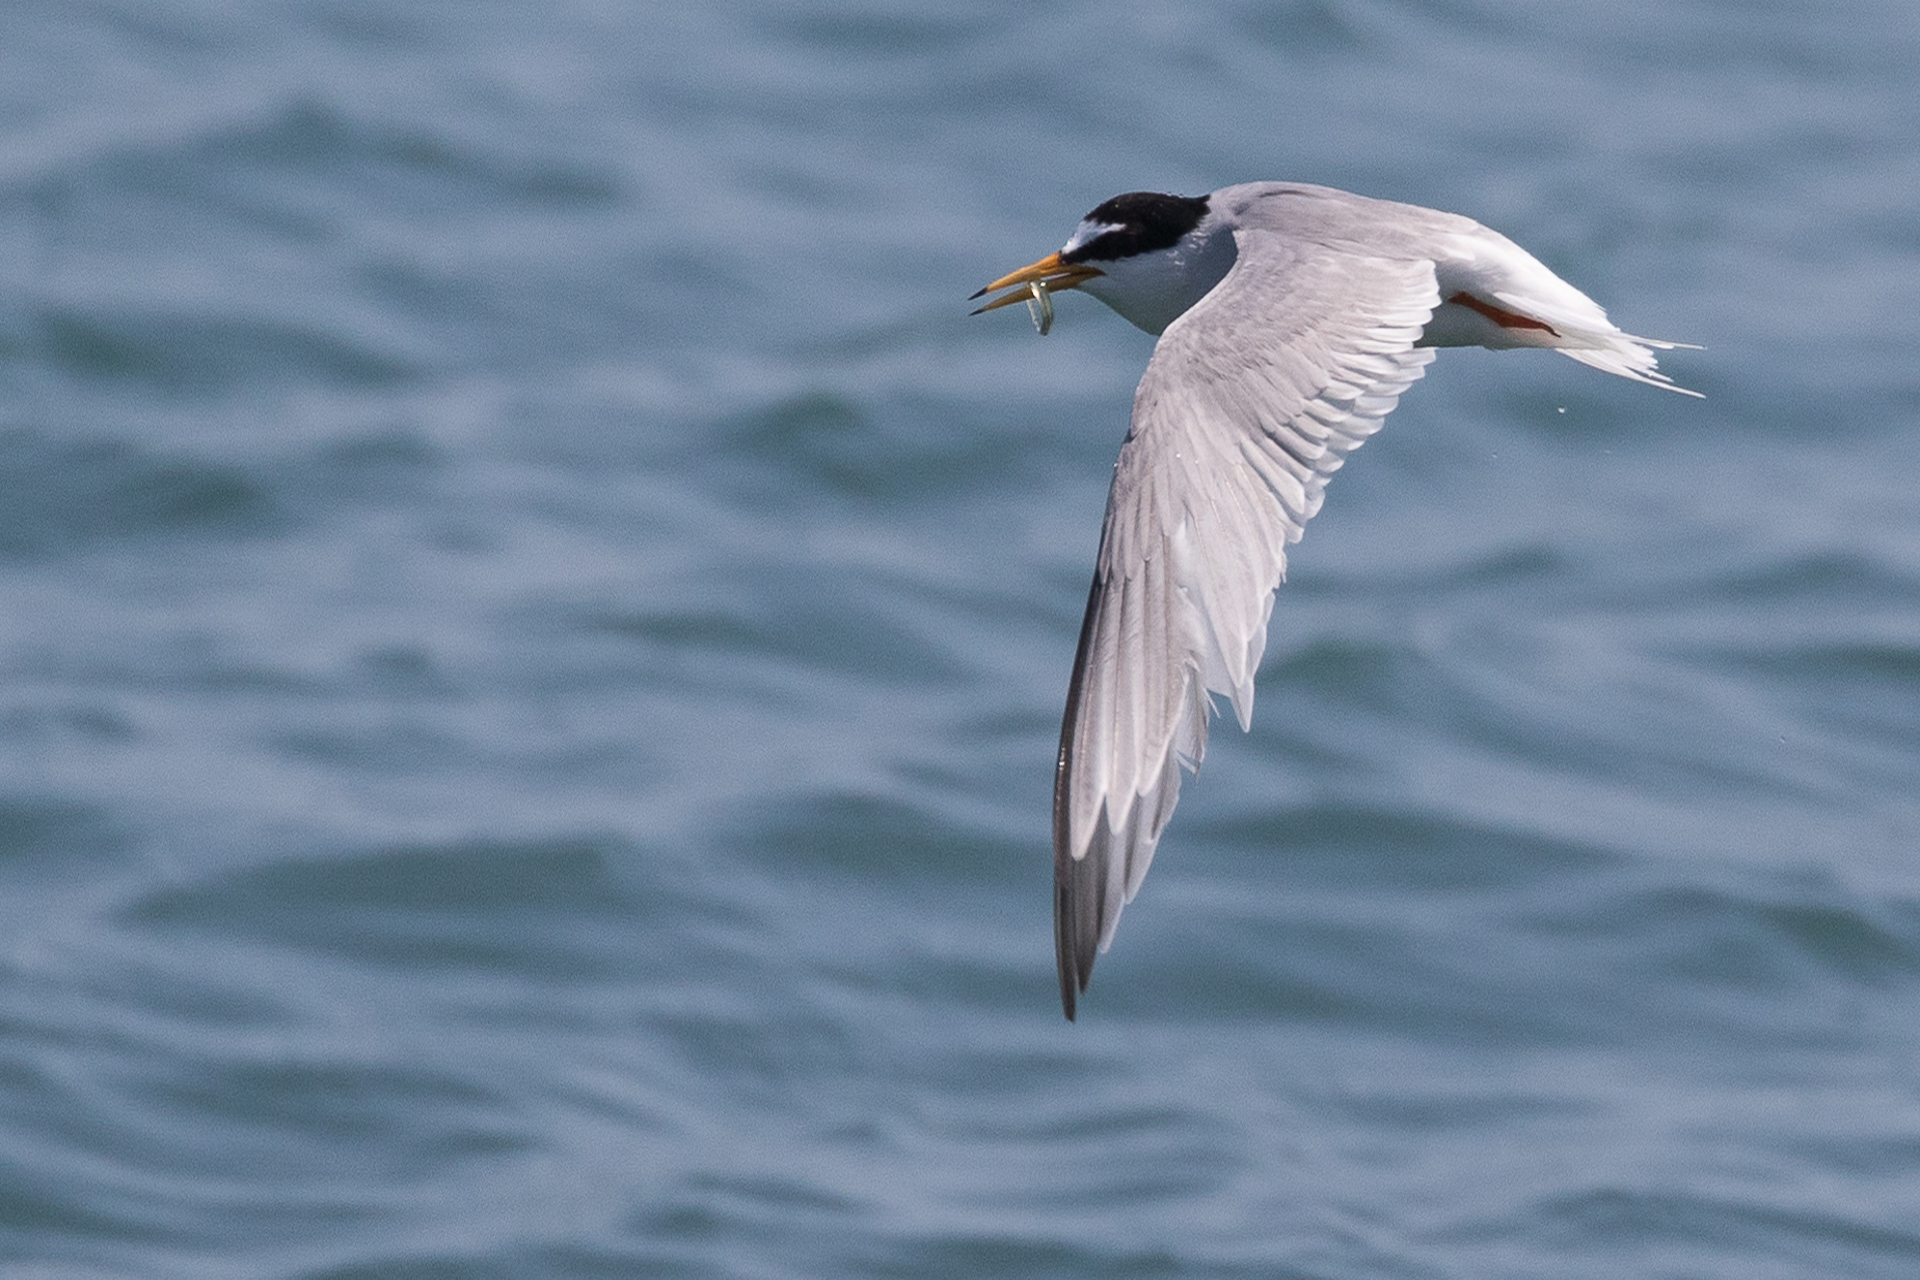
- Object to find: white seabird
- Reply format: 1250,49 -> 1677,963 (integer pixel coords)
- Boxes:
972,182 -> 1698,1019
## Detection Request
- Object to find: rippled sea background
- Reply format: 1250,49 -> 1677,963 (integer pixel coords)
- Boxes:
4,2 -> 1918,1276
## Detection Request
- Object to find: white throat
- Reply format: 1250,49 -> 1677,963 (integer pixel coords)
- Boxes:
1073,223 -> 1238,335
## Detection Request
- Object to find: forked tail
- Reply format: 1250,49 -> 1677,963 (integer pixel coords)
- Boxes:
1558,332 -> 1703,397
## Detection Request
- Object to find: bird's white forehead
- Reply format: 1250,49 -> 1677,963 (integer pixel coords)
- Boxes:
1062,220 -> 1124,256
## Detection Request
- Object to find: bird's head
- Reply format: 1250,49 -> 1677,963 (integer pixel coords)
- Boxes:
972,191 -> 1233,336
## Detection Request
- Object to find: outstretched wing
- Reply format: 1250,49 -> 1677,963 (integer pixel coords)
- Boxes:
1054,229 -> 1440,1018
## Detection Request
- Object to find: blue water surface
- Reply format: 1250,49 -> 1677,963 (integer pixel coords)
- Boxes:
3,1 -> 1919,1277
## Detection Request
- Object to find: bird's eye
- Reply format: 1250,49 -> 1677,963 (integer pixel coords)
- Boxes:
1061,220 -> 1126,264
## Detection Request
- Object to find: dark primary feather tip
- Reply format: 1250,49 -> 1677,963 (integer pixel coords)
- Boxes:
1053,572 -> 1109,1021
1056,880 -> 1080,1021
1054,860 -> 1099,1021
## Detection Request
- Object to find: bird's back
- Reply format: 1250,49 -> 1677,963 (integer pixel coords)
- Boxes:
1209,182 -> 1485,259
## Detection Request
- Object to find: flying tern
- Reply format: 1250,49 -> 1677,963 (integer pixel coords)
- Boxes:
971,182 -> 1697,1019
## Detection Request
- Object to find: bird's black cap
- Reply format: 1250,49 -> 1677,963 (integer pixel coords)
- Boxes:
1061,192 -> 1211,263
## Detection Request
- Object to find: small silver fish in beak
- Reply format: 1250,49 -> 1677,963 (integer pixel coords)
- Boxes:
969,252 -> 1104,335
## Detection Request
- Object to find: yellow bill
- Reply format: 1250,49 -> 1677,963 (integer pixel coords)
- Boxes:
969,253 -> 1104,329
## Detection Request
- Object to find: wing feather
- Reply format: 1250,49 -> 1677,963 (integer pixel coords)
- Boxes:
1053,230 -> 1440,1017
